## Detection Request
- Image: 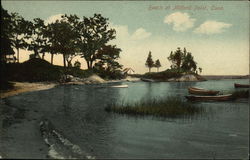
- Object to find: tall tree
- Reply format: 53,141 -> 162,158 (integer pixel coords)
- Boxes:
10,12 -> 30,63
168,47 -> 198,73
145,51 -> 154,72
45,15 -> 79,67
1,6 -> 15,63
155,59 -> 161,72
26,18 -> 47,59
77,14 -> 116,69
181,52 -> 197,72
94,45 -> 122,72
167,47 -> 183,71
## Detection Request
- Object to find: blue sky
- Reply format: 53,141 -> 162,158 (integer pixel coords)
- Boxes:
2,1 -> 249,75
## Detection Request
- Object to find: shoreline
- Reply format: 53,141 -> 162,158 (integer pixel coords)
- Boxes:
0,82 -> 58,99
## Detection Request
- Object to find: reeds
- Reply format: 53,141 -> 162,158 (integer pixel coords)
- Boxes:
105,96 -> 203,118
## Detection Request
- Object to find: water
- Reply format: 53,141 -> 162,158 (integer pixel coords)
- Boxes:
3,79 -> 249,159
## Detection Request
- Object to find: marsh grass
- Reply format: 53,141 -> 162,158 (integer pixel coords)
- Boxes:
105,96 -> 204,118
231,89 -> 249,100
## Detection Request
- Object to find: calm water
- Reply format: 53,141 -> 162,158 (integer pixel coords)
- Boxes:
4,79 -> 249,159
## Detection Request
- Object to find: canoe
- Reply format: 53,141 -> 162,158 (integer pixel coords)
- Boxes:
188,87 -> 220,96
185,94 -> 233,101
110,84 -> 128,88
141,78 -> 154,82
234,83 -> 250,88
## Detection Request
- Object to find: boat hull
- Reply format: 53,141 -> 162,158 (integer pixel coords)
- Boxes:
185,94 -> 233,101
188,87 -> 219,96
234,83 -> 250,88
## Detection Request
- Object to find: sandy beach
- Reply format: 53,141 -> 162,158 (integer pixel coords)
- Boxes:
0,82 -> 58,158
0,82 -> 57,99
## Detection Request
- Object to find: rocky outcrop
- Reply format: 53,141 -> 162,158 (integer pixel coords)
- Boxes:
167,74 -> 206,82
61,74 -> 106,85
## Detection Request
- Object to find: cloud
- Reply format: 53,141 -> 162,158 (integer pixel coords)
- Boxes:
194,20 -> 232,35
45,14 -> 63,24
131,28 -> 152,40
110,23 -> 151,45
164,12 -> 196,32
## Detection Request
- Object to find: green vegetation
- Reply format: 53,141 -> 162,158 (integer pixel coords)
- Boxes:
154,59 -> 161,72
1,6 -> 124,86
142,47 -> 203,81
142,69 -> 182,80
4,58 -> 92,82
105,96 -> 203,118
168,47 -> 199,73
145,51 -> 154,72
231,90 -> 249,99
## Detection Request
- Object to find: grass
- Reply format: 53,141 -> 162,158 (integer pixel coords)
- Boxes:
231,90 -> 249,99
105,96 -> 204,118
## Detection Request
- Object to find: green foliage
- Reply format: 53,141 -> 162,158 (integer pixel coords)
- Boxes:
168,47 -> 198,73
5,58 -> 62,82
231,90 -> 249,99
142,68 -> 183,80
77,14 -> 116,69
1,6 -> 15,59
105,96 -> 203,118
154,59 -> 161,72
74,60 -> 81,69
44,15 -> 79,67
145,51 -> 154,72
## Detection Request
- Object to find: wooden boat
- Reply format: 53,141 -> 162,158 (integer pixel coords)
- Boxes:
110,84 -> 128,88
141,78 -> 154,82
234,83 -> 250,88
188,87 -> 220,96
185,94 -> 233,101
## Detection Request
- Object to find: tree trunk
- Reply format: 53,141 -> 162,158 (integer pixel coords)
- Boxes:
149,68 -> 151,72
42,53 -> 45,59
157,68 -> 159,72
63,54 -> 66,68
17,48 -> 19,63
51,53 -> 54,65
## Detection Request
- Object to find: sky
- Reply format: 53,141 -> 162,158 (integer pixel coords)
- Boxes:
2,1 -> 249,75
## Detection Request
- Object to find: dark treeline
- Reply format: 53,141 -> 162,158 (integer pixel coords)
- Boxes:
145,47 -> 202,74
0,6 -> 124,86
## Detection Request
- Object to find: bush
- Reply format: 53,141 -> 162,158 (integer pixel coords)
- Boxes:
5,59 -> 62,82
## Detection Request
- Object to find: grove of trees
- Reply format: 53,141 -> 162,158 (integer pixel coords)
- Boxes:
1,6 -> 122,74
145,48 -> 201,74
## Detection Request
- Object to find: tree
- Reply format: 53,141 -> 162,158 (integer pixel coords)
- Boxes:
77,14 -> 116,69
1,6 -> 15,63
198,67 -> 202,74
145,51 -> 154,72
10,12 -> 31,63
181,52 -> 197,72
26,18 -> 47,59
154,59 -> 161,72
167,47 -> 183,71
95,45 -> 122,72
168,47 -> 198,73
74,60 -> 81,69
45,15 -> 79,67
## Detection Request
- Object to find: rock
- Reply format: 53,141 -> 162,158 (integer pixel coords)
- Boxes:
178,74 -> 198,81
84,74 -> 105,84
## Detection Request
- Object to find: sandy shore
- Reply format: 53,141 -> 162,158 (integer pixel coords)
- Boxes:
0,82 -> 59,158
0,82 -> 57,99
